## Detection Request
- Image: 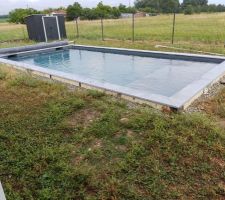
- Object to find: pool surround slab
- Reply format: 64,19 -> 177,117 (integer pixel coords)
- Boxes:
0,44 -> 225,110
0,182 -> 6,200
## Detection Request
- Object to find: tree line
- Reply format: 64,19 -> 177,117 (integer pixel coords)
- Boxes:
66,2 -> 136,21
0,15 -> 8,19
66,1 -> 225,20
7,0 -> 225,24
135,0 -> 225,14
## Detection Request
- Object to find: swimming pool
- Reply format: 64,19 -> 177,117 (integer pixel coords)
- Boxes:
1,44 -> 225,110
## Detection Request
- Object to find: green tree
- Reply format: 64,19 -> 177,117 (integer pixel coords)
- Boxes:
8,8 -> 39,24
184,5 -> 194,14
182,0 -> 208,13
160,0 -> 179,13
118,4 -> 128,12
135,0 -> 179,13
118,4 -> 136,13
182,0 -> 208,7
81,8 -> 99,20
135,0 -> 160,11
95,2 -> 112,18
66,2 -> 82,21
111,7 -> 121,18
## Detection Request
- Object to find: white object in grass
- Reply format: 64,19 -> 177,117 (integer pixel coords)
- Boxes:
0,181 -> 6,200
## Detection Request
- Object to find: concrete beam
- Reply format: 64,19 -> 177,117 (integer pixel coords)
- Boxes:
0,182 -> 6,200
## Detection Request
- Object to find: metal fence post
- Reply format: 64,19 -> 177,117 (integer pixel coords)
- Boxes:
75,18 -> 79,38
101,17 -> 104,41
22,27 -> 26,40
132,13 -> 135,42
172,12 -> 176,44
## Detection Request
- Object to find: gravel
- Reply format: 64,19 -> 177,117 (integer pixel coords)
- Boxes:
186,76 -> 225,113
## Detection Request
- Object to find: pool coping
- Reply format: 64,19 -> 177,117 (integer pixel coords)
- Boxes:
0,181 -> 6,200
0,44 -> 225,110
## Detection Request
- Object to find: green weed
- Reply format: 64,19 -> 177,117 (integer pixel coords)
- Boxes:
9,75 -> 40,87
87,89 -> 105,99
0,67 -> 224,200
0,69 -> 6,80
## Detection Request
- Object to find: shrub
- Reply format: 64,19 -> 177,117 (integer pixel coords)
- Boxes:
184,5 -> 194,15
8,8 -> 40,24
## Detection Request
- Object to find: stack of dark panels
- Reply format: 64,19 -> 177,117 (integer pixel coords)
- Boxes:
53,14 -> 67,39
25,14 -> 67,42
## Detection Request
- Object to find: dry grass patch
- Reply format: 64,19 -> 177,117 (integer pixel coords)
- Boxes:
210,157 -> 225,168
65,108 -> 101,128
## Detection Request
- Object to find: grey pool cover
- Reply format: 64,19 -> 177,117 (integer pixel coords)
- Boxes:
10,49 -> 216,97
1,44 -> 225,109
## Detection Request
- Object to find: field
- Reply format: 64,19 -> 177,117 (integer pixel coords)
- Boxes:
0,18 -> 8,23
0,13 -> 225,54
0,12 -> 225,199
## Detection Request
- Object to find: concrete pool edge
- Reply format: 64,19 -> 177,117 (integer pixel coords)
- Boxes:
0,44 -> 225,110
71,44 -> 225,63
0,58 -> 179,110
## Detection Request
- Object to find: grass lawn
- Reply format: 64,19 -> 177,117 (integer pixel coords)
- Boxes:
0,62 -> 225,199
0,13 -> 225,54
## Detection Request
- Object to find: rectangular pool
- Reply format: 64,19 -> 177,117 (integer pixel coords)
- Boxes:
1,44 -> 225,110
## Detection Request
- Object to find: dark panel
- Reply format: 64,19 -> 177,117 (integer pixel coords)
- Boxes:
34,15 -> 46,41
25,15 -> 45,42
43,17 -> 59,41
53,15 -> 67,39
25,15 -> 67,42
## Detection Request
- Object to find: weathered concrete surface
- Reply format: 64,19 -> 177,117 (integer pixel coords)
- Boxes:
0,182 -> 6,200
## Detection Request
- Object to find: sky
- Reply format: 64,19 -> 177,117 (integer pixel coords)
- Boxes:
0,0 -> 224,15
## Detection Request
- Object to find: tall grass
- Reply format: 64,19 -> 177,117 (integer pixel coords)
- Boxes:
66,13 -> 225,43
0,18 -> 8,23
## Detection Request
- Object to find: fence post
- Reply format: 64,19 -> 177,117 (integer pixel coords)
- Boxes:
101,17 -> 104,41
132,13 -> 135,42
22,27 -> 26,40
172,12 -> 176,45
75,18 -> 79,38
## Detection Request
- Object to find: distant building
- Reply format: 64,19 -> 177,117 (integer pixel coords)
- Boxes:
135,12 -> 147,18
51,10 -> 66,17
120,12 -> 147,19
121,13 -> 133,18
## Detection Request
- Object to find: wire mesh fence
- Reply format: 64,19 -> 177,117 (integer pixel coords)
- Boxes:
0,24 -> 28,42
67,15 -> 175,42
0,13 -> 225,53
67,13 -> 225,44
